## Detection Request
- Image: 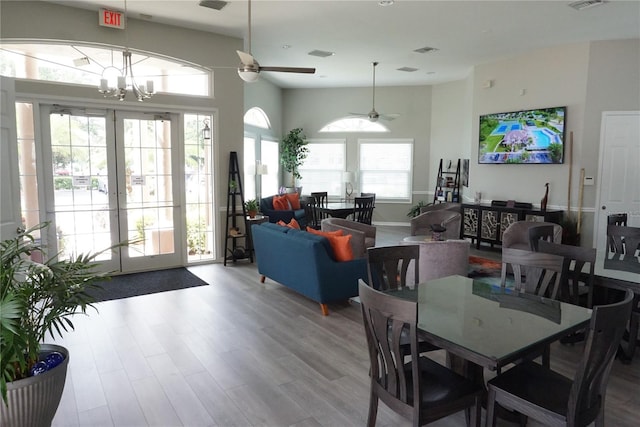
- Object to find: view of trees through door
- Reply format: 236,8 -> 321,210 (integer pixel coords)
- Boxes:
15,103 -> 216,272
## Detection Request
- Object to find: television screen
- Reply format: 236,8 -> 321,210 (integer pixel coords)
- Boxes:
478,106 -> 566,164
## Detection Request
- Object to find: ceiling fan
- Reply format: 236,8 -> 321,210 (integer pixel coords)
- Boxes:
349,62 -> 399,122
236,0 -> 315,82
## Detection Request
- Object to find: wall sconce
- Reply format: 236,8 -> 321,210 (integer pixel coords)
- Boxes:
202,119 -> 211,140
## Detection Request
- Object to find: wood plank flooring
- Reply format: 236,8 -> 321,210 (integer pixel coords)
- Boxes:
49,227 -> 639,426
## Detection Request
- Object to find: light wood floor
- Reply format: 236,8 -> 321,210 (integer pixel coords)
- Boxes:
50,227 -> 639,427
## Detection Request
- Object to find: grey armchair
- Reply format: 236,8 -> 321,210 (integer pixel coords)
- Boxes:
502,221 -> 563,250
419,202 -> 461,214
410,210 -> 462,240
321,217 -> 376,259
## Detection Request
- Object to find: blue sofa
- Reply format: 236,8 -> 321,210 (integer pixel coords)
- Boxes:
259,195 -> 307,226
251,222 -> 367,315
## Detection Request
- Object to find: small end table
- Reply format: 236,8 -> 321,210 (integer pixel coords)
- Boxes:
246,215 -> 269,259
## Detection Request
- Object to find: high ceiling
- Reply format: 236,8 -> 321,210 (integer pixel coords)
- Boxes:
42,0 -> 640,89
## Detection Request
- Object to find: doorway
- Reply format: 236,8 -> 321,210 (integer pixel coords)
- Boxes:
40,106 -> 182,273
594,111 -> 640,252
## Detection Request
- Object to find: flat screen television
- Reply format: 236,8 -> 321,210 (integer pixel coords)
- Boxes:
478,106 -> 566,164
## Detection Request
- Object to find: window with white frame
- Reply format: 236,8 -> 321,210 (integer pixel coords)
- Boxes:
298,139 -> 346,197
319,117 -> 389,132
243,107 -> 277,200
359,139 -> 413,202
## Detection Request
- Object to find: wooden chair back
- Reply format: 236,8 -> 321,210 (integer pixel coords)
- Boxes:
528,224 -> 555,251
300,196 -> 317,229
568,290 -> 634,424
360,192 -> 376,206
501,247 -> 564,299
538,240 -> 596,307
310,192 -> 329,226
310,191 -> 328,207
366,245 -> 419,291
354,195 -> 375,225
607,224 -> 640,256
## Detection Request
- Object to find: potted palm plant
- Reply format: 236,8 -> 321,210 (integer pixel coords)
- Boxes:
1,223 -> 114,426
280,127 -> 309,190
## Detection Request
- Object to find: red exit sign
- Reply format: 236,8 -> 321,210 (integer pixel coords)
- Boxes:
99,8 -> 125,29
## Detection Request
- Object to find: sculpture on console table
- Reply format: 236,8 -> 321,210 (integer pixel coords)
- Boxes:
541,183 -> 549,211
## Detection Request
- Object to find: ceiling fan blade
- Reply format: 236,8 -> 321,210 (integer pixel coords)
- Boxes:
237,50 -> 256,66
379,113 -> 400,121
259,66 -> 316,74
348,112 -> 369,117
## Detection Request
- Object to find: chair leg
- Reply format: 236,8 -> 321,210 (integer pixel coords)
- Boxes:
542,344 -> 550,368
260,275 -> 266,283
486,387 -> 497,427
626,312 -> 639,360
367,391 -> 379,427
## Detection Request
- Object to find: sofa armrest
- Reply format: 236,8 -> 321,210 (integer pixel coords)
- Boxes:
261,208 -> 296,223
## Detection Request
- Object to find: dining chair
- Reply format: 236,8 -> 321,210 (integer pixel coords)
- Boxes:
607,213 -> 627,252
528,224 -> 555,251
365,245 -> 440,356
310,191 -> 329,226
360,192 -> 376,207
300,196 -> 318,229
358,280 -> 483,427
486,289 -> 634,427
366,245 -> 420,291
607,224 -> 640,256
501,247 -> 565,300
537,240 -> 596,308
353,195 -> 375,225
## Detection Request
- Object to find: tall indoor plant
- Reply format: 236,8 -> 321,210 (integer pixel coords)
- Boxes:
280,127 -> 309,187
1,223 -> 114,426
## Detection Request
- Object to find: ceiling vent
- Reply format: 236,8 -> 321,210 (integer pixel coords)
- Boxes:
308,50 -> 335,58
199,1 -> 228,11
569,0 -> 606,11
397,67 -> 418,72
413,46 -> 438,54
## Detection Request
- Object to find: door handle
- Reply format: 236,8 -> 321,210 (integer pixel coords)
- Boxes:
602,206 -> 607,210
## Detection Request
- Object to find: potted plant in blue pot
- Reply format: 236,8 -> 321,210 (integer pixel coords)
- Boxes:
1,223 -> 114,426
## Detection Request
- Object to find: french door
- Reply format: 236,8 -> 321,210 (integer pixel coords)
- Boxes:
41,106 -> 182,273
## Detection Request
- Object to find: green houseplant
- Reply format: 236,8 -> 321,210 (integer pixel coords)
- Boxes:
280,128 -> 309,187
244,199 -> 259,218
1,223 -> 114,424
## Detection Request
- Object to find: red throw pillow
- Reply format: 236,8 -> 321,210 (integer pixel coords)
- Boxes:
285,192 -> 301,210
306,227 -> 344,237
272,195 -> 291,210
326,234 -> 354,262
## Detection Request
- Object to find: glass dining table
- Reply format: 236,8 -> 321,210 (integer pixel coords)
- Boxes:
385,275 -> 592,372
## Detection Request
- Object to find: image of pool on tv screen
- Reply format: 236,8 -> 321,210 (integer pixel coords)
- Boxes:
478,106 -> 566,164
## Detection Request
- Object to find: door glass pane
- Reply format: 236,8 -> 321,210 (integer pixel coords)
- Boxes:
49,112 -> 112,261
244,136 -> 256,200
261,139 -> 279,197
184,114 -> 215,262
123,118 -> 175,257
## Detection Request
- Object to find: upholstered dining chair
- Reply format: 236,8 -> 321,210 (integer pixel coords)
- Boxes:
501,221 -> 563,251
353,195 -> 375,225
486,289 -> 634,427
358,280 -> 483,427
410,210 -> 461,240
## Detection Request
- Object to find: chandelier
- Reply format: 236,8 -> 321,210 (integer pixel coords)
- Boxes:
97,0 -> 154,101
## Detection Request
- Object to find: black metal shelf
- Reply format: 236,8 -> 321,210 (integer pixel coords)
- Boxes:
433,158 -> 461,204
223,151 -> 253,266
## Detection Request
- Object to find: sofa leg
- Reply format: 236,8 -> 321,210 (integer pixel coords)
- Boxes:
320,303 -> 329,316
260,275 -> 266,283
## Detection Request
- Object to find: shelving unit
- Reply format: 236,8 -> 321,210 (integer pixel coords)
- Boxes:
223,151 -> 252,266
433,158 -> 461,204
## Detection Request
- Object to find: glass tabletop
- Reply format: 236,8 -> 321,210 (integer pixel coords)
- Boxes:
386,275 -> 592,369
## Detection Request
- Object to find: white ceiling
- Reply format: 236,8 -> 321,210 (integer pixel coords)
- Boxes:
42,0 -> 640,89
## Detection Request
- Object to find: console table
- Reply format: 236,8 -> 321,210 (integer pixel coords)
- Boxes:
461,203 -> 563,249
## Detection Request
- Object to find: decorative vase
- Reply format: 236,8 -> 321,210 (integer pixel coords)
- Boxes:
1,344 -> 69,427
248,210 -> 257,219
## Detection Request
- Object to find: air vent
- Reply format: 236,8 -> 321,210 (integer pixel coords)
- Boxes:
397,67 -> 418,72
569,0 -> 606,11
413,46 -> 438,54
308,50 -> 335,58
199,1 -> 228,11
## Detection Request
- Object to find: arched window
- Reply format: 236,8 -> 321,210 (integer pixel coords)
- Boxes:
0,41 -> 210,96
243,107 -> 271,129
319,117 -> 389,133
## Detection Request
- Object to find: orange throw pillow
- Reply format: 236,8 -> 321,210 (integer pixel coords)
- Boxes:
272,195 -> 291,210
276,220 -> 287,227
326,234 -> 354,262
277,219 -> 300,229
285,192 -> 301,210
306,227 -> 344,237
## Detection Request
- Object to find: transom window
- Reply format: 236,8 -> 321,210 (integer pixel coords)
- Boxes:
0,42 -> 210,97
244,107 -> 271,129
359,139 -> 413,202
319,117 -> 389,132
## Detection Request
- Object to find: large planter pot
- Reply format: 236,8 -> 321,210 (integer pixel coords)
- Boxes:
1,344 -> 69,427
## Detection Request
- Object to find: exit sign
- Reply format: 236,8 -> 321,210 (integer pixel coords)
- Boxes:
99,8 -> 125,29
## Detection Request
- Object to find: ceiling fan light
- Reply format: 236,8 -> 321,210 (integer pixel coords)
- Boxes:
238,69 -> 260,82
